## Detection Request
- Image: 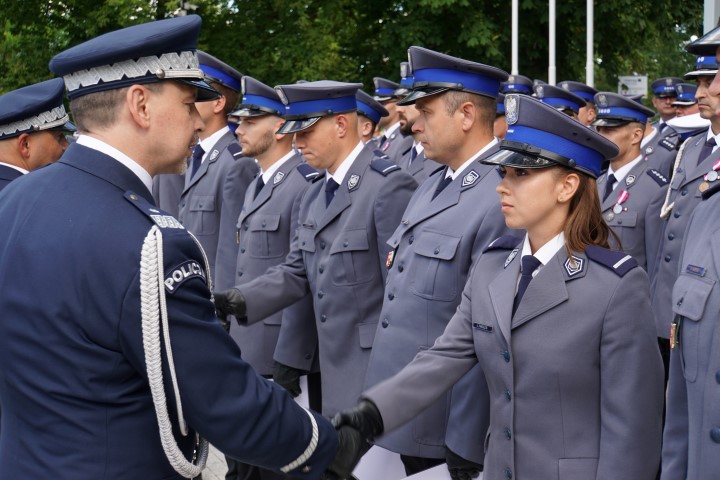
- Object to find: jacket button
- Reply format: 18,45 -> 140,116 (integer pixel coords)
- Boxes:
318,291 -> 324,299
504,427 -> 512,440
382,319 -> 389,328
240,248 -> 246,253
320,241 -> 326,249
716,370 -> 720,384
504,389 -> 511,401
668,233 -> 675,240
681,188 -> 688,196
343,241 -> 349,247
664,255 -> 672,263
402,219 -> 409,225
244,223 -> 248,230
505,467 -> 513,479
398,264 -> 404,272
408,235 -> 414,244
677,298 -> 683,306
319,266 -> 324,274
674,211 -> 681,218
304,354 -> 312,360
237,272 -> 243,277
434,248 -> 440,254
502,351 -> 510,362
388,293 -> 395,300
262,221 -> 267,227
320,315 -> 327,323
711,427 -> 720,443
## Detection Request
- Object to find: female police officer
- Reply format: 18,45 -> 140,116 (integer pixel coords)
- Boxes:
333,94 -> 664,480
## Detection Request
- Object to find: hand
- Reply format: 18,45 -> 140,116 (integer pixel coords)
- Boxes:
273,361 -> 303,397
324,425 -> 369,480
213,288 -> 246,323
445,446 -> 483,480
331,399 -> 384,442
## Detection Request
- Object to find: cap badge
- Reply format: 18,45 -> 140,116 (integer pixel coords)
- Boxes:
666,78 -> 673,86
536,85 -> 544,98
348,174 -> 360,190
560,82 -> 569,90
462,170 -> 479,187
275,86 -> 289,105
505,95 -> 519,125
626,174 -> 636,186
273,171 -> 285,185
677,85 -> 684,94
564,256 -> 584,277
597,94 -> 607,107
504,248 -> 519,268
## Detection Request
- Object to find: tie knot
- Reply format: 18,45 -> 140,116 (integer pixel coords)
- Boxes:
192,144 -> 205,160
707,138 -> 717,148
326,178 -> 339,194
606,173 -> 617,185
521,255 -> 542,277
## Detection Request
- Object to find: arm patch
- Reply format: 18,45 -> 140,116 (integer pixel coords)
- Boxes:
585,245 -> 638,277
164,260 -> 207,293
646,169 -> 669,186
370,157 -> 401,176
483,235 -> 522,253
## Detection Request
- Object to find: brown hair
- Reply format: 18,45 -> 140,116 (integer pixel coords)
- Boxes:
210,82 -> 239,116
556,166 -> 620,257
69,87 -> 129,132
443,90 -> 495,131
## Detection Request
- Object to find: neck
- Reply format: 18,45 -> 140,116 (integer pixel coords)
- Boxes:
710,120 -> 720,136
199,117 -> 227,140
328,138 -> 360,175
446,131 -> 494,171
256,142 -> 293,172
0,143 -> 27,170
527,209 -> 567,255
609,148 -> 640,171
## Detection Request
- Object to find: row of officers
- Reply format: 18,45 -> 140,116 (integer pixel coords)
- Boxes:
1,13 -> 720,480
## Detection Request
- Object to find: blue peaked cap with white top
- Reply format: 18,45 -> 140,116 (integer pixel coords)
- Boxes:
482,94 -> 619,178
49,15 -> 219,101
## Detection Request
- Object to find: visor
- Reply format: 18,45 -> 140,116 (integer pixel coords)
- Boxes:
177,78 -> 222,102
684,69 -> 718,80
230,104 -> 280,118
482,139 -> 594,177
672,99 -> 698,107
396,86 -> 450,106
276,116 -> 323,134
592,117 -> 634,127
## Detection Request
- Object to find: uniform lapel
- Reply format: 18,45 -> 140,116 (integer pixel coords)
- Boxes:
600,160 -> 647,211
408,152 -> 425,176
243,153 -> 302,219
182,130 -> 235,194
488,249 -> 521,345
511,252 -> 572,329
683,134 -> 717,187
315,148 -> 371,233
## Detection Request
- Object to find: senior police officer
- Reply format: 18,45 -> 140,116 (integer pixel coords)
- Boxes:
0,78 -> 74,192
356,89 -> 389,145
0,16 -> 365,479
363,46 -> 513,478
593,92 -> 668,271
559,80 -> 598,126
214,80 -> 418,417
647,46 -> 720,380
177,50 -> 258,291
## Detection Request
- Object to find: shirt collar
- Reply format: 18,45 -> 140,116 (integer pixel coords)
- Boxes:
0,162 -> 28,175
412,141 -> 425,154
641,127 -> 657,148
327,141 -> 364,187
198,126 -> 231,161
76,135 -> 152,193
446,138 -> 498,179
521,231 -> 566,270
384,121 -> 401,138
260,149 -> 296,184
706,127 -> 720,148
608,154 -> 643,184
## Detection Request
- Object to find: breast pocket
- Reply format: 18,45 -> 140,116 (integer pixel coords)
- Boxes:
329,228 -> 376,286
247,214 -> 283,259
605,211 -> 639,252
188,195 -> 217,235
673,273 -> 716,382
409,231 -> 461,301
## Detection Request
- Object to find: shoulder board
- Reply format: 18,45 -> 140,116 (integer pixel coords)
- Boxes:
702,181 -> 720,200
646,169 -> 669,186
226,142 -> 243,158
660,136 -> 679,151
370,157 -> 401,176
124,191 -> 186,230
296,163 -> 322,182
372,149 -> 391,161
400,144 -> 413,157
429,165 -> 445,177
483,235 -> 522,253
585,245 -> 638,277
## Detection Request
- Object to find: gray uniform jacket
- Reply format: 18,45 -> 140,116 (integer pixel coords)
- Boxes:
380,129 -> 414,164
236,146 -> 417,415
661,186 -> 720,479
151,173 -> 185,217
229,153 -> 318,376
365,238 -> 664,480
649,131 -> 720,338
644,127 -> 679,179
178,130 -> 258,288
397,144 -> 442,184
365,146 -> 514,461
597,159 -> 669,271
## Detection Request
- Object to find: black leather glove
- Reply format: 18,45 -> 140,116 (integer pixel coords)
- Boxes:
445,446 -> 483,480
273,361 -> 303,397
213,288 -> 247,324
323,425 -> 369,480
331,399 -> 384,442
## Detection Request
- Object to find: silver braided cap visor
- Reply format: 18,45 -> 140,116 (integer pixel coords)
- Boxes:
0,105 -> 71,138
62,51 -> 207,99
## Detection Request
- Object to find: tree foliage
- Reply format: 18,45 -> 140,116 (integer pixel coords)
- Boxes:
0,0 -> 704,97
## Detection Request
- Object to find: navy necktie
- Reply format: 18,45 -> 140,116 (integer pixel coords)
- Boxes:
325,178 -> 340,207
409,146 -> 418,166
254,175 -> 265,199
513,255 -> 542,315
698,138 -> 717,166
190,144 -> 205,177
659,122 -> 667,133
432,175 -> 453,200
603,173 -> 617,201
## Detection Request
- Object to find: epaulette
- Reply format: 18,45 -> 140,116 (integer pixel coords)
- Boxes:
296,163 -> 323,182
646,168 -> 669,186
227,142 -> 243,158
483,235 -> 522,253
400,144 -> 413,157
702,181 -> 720,200
370,156 -> 401,176
124,191 -> 185,230
585,245 -> 638,277
372,149 -> 391,161
660,136 -> 679,151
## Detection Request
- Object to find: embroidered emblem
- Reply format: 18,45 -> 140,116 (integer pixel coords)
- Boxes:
348,174 -> 360,190
209,149 -> 219,161
505,95 -> 519,125
536,85 -> 545,98
504,248 -> 519,268
625,175 -> 636,186
564,256 -> 584,276
273,171 -> 285,185
164,261 -> 206,293
645,146 -> 654,154
597,94 -> 607,107
150,215 -> 185,229
462,170 -> 479,187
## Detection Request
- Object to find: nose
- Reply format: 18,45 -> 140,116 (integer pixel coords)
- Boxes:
412,114 -> 424,134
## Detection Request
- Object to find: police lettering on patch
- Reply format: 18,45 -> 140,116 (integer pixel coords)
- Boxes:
164,260 -> 206,293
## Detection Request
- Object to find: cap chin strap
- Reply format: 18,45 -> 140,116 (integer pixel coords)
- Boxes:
140,225 -> 209,478
660,138 -> 690,220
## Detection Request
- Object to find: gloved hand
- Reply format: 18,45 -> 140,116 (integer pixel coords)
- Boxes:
331,399 -> 384,442
323,425 -> 369,480
213,288 -> 246,323
273,361 -> 303,397
445,446 -> 483,480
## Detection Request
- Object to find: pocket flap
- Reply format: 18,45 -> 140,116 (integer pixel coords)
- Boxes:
330,229 -> 369,253
414,231 -> 461,260
189,195 -> 215,212
249,214 -> 281,232
672,273 -> 715,321
297,227 -> 316,253
604,210 -> 637,227
357,322 -> 378,349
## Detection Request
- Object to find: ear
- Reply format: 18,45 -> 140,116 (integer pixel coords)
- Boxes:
16,133 -> 31,159
274,117 -> 287,140
126,85 -> 152,129
360,119 -> 373,137
459,101 -> 476,132
212,95 -> 227,115
557,171 -> 581,204
630,124 -> 644,146
335,114 -> 349,138
585,107 -> 597,124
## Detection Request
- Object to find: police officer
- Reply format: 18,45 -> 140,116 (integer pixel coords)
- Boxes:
363,46 -> 512,478
214,81 -> 418,417
374,76 -> 414,160
534,83 -> 586,119
177,51 -> 258,290
0,16 -> 362,479
559,80 -> 598,126
593,92 -> 668,271
0,78 -> 74,192
356,89 -> 389,145
651,76 -> 683,132
334,94 -> 663,480
673,83 -> 700,117
501,74 -> 533,95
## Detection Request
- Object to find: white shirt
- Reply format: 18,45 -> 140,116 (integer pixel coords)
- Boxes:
383,121 -> 401,140
706,127 -> 720,154
607,154 -> 643,191
260,149 -> 296,184
198,126 -> 231,163
76,135 -> 152,193
412,141 -> 425,155
327,141 -> 364,187
518,232 -> 566,287
445,138 -> 499,180
0,162 -> 28,175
